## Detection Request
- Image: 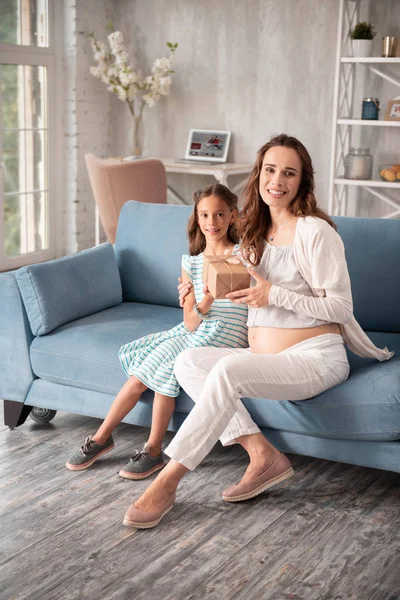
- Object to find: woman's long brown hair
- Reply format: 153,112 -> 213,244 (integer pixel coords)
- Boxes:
240,134 -> 336,266
187,183 -> 239,255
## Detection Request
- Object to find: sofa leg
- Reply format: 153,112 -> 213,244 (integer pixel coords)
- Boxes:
4,400 -> 32,429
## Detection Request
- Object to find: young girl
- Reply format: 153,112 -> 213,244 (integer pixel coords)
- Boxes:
66,183 -> 248,479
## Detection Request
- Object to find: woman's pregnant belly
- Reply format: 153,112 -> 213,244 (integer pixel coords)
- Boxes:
248,323 -> 341,354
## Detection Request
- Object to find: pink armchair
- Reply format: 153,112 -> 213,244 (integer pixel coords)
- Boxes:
85,154 -> 167,243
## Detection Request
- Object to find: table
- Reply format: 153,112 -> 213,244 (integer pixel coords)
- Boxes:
159,157 -> 253,205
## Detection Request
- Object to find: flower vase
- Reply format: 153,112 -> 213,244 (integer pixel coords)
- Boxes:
131,115 -> 143,158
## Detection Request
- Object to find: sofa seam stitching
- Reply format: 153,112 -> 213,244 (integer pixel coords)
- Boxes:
296,403 -> 400,409
31,347 -> 121,369
268,428 -> 400,437
31,372 -> 119,393
26,268 -> 47,333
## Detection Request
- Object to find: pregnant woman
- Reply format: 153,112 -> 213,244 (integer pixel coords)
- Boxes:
122,133 -> 393,529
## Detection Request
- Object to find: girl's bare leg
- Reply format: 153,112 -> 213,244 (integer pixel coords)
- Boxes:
145,393 -> 175,456
92,376 -> 147,444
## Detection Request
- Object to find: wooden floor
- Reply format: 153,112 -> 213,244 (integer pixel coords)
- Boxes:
0,402 -> 399,600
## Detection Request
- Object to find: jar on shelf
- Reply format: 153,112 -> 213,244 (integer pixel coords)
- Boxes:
361,98 -> 380,120
344,147 -> 373,180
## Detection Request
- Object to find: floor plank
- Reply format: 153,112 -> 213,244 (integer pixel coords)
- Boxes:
0,400 -> 399,600
191,498 -> 400,600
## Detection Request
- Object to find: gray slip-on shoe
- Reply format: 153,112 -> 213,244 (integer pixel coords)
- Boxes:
66,435 -> 114,471
119,445 -> 166,480
222,453 -> 294,502
123,492 -> 176,529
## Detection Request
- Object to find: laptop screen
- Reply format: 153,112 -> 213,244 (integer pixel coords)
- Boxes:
188,131 -> 230,160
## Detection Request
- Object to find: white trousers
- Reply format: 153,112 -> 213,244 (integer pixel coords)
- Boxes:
165,334 -> 350,470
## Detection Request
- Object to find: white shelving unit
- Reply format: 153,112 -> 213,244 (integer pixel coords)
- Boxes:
328,0 -> 400,219
337,119 -> 400,126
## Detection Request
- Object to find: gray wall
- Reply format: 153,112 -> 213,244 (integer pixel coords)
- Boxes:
110,0 -> 340,209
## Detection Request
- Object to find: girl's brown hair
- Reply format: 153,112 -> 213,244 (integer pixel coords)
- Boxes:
188,183 -> 239,255
240,134 -> 336,266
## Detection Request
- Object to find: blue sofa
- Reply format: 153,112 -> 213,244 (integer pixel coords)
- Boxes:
1,201 -> 399,472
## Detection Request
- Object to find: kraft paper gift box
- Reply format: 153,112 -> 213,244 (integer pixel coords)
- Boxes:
203,255 -> 251,299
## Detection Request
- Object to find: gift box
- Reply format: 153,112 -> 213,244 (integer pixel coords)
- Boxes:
203,255 -> 250,299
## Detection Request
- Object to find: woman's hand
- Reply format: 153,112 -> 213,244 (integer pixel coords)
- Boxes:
226,268 -> 272,308
178,277 -> 192,308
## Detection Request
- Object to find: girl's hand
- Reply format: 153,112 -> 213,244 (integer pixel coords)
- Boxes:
178,277 -> 192,308
226,268 -> 272,308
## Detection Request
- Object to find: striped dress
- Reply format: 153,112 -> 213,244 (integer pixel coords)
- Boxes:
118,246 -> 249,397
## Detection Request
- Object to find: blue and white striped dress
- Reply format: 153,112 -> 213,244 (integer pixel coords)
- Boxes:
118,247 -> 249,397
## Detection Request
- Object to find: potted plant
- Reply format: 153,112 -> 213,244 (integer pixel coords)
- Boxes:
349,21 -> 376,57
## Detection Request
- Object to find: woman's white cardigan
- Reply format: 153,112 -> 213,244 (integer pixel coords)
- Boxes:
268,216 -> 394,361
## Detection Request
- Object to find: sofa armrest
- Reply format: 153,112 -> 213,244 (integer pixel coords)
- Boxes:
0,271 -> 35,402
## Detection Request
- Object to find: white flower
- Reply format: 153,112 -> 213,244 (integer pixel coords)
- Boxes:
116,86 -> 127,101
152,57 -> 171,73
107,66 -> 118,79
119,71 -> 131,87
158,75 -> 171,95
166,55 -> 175,71
96,42 -> 107,60
127,70 -> 138,84
91,40 -> 108,64
101,73 -> 111,84
127,86 -> 138,101
135,71 -> 145,87
90,66 -> 101,78
149,74 -> 172,97
143,93 -> 157,107
108,31 -> 124,51
89,30 -> 177,112
115,51 -> 129,66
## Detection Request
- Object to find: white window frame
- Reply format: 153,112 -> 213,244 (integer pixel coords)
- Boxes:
0,0 -> 62,271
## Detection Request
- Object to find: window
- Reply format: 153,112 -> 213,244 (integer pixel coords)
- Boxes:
0,0 -> 58,271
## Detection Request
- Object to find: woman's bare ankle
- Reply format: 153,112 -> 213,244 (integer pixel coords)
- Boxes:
237,433 -> 280,464
155,460 -> 188,492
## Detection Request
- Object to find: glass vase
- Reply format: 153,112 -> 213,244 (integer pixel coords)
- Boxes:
131,115 -> 143,157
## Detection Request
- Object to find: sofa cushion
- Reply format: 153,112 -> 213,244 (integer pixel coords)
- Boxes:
16,243 -> 122,336
30,302 -> 195,414
246,330 -> 400,441
30,301 -> 400,442
115,201 -> 192,307
333,217 -> 400,333
243,354 -> 400,442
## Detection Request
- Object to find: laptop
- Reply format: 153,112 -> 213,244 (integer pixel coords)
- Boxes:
176,129 -> 231,165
